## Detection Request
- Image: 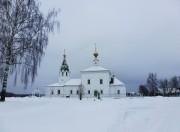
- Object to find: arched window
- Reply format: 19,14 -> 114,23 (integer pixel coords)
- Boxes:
66,72 -> 68,76
88,90 -> 90,94
77,90 -> 79,95
117,90 -> 120,94
70,90 -> 73,94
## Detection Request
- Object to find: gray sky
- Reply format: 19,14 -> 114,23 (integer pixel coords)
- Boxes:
6,0 -> 180,94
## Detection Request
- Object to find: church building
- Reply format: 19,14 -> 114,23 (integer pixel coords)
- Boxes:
45,48 -> 126,98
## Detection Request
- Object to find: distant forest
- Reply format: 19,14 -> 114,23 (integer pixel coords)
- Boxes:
139,73 -> 180,96
0,92 -> 31,97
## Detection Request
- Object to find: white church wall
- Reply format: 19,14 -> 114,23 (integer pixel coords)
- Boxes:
109,85 -> 126,97
81,71 -> 110,96
109,85 -> 117,97
63,85 -> 79,98
45,86 -> 64,97
46,83 -> 126,98
120,85 -> 127,97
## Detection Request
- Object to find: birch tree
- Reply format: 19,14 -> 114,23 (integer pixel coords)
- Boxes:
147,73 -> 158,96
0,0 -> 59,101
159,79 -> 169,96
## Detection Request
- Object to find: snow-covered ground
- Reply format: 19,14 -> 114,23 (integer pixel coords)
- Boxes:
0,97 -> 180,132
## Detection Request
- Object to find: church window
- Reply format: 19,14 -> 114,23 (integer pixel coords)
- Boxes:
87,79 -> 90,84
88,90 -> 90,94
77,90 -> 79,95
62,72 -> 64,76
70,90 -> 73,94
100,79 -> 103,84
58,90 -> 60,94
66,72 -> 68,76
117,90 -> 120,94
100,90 -> 103,94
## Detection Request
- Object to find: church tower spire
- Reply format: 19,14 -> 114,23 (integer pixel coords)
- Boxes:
59,50 -> 70,84
93,43 -> 99,65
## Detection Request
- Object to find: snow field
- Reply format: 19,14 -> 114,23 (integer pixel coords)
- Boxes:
0,97 -> 180,132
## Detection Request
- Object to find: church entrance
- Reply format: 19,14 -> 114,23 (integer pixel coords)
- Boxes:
94,90 -> 100,99
94,90 -> 98,97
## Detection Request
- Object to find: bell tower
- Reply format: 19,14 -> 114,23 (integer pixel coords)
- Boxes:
59,50 -> 70,84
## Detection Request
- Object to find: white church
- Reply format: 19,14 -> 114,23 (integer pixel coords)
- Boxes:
45,48 -> 126,98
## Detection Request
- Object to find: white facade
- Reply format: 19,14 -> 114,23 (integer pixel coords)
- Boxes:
45,49 -> 126,98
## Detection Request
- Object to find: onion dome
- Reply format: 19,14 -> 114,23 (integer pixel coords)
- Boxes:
93,43 -> 99,58
93,51 -> 99,58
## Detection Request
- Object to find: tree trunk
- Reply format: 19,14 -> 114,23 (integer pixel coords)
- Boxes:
0,40 -> 12,102
0,64 -> 10,102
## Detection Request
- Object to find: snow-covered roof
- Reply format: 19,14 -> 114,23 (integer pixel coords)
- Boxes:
65,79 -> 81,86
46,83 -> 64,87
81,66 -> 109,72
110,78 -> 125,86
46,79 -> 81,87
47,78 -> 124,87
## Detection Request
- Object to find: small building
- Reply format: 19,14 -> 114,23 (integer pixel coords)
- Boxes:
32,88 -> 42,97
45,48 -> 126,98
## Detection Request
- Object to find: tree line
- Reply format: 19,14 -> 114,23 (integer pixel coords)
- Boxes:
139,73 -> 180,96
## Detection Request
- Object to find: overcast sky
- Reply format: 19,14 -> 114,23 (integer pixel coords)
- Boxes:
6,0 -> 180,94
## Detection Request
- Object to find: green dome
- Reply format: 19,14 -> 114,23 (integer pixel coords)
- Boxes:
60,58 -> 69,72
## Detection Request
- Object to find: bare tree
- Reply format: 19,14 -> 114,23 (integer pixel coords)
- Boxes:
139,85 -> 149,96
78,84 -> 84,100
147,73 -> 158,96
169,76 -> 180,96
0,0 -> 59,101
159,79 -> 169,96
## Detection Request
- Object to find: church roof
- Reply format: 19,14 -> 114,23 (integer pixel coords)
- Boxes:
46,79 -> 81,87
81,66 -> 109,72
47,78 -> 125,87
110,78 -> 125,86
46,83 -> 64,87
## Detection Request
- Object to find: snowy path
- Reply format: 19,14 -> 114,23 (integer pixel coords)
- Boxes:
0,97 -> 180,132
